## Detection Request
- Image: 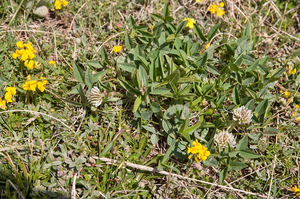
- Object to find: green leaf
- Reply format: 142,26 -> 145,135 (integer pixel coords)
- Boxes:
151,102 -> 161,113
164,105 -> 183,119
219,167 -> 228,184
87,61 -> 104,68
233,86 -> 240,105
85,68 -> 94,89
118,62 -> 137,72
228,161 -> 247,171
150,87 -> 171,95
153,21 -> 163,38
133,95 -> 142,112
99,141 -> 115,157
162,145 -> 173,163
205,64 -> 220,75
176,20 -> 188,36
264,127 -> 279,136
73,63 -> 84,83
162,3 -> 169,19
139,137 -> 148,151
207,23 -> 220,41
271,67 -> 285,78
291,48 -> 300,58
125,32 -> 133,50
101,47 -> 108,61
203,156 -> 218,167
118,79 -> 141,95
243,21 -> 251,38
77,84 -> 87,105
255,99 -> 268,115
237,136 -> 248,150
139,65 -> 148,86
225,44 -> 234,56
194,23 -> 207,41
196,52 -> 207,67
138,55 -> 150,70
239,150 -> 261,158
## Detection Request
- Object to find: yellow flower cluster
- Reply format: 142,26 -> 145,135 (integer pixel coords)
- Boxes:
293,185 -> 300,197
287,68 -> 297,75
0,87 -> 17,110
208,2 -> 225,17
113,46 -> 122,53
55,0 -> 68,10
183,18 -> 195,29
12,41 -> 38,70
22,75 -> 47,92
187,139 -> 210,162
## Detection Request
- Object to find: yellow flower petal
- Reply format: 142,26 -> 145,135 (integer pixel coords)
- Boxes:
0,98 -> 6,110
6,87 -> 16,95
55,0 -> 62,9
5,92 -> 12,103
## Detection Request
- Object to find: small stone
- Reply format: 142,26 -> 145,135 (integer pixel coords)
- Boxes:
33,6 -> 49,18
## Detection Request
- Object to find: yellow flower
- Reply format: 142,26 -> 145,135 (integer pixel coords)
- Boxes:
217,8 -> 225,17
208,2 -> 225,17
183,18 -> 195,29
284,91 -> 291,96
293,112 -> 297,116
288,68 -> 297,75
4,92 -> 12,103
150,25 -> 155,31
37,77 -> 47,92
40,77 -> 48,85
113,46 -> 122,53
208,2 -> 218,14
55,0 -> 62,9
195,0 -> 203,2
61,0 -> 68,7
22,75 -> 37,91
0,98 -> 6,110
6,87 -> 16,95
37,82 -> 46,92
205,43 -> 210,49
295,104 -> 299,109
296,117 -> 300,122
16,41 -> 24,49
49,60 -> 56,66
24,60 -> 35,70
187,139 -> 210,162
293,185 -> 300,193
12,52 -> 19,59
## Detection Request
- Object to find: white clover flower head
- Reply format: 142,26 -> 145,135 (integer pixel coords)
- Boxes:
87,87 -> 102,107
214,129 -> 236,148
233,106 -> 253,124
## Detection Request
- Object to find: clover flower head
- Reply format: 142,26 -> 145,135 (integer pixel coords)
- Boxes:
214,129 -> 236,148
233,106 -> 253,124
183,18 -> 195,29
113,46 -> 122,53
150,25 -> 155,31
87,87 -> 103,107
187,139 -> 210,162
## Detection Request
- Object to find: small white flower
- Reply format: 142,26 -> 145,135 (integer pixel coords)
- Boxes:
233,106 -> 253,124
214,130 -> 236,148
87,87 -> 102,107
